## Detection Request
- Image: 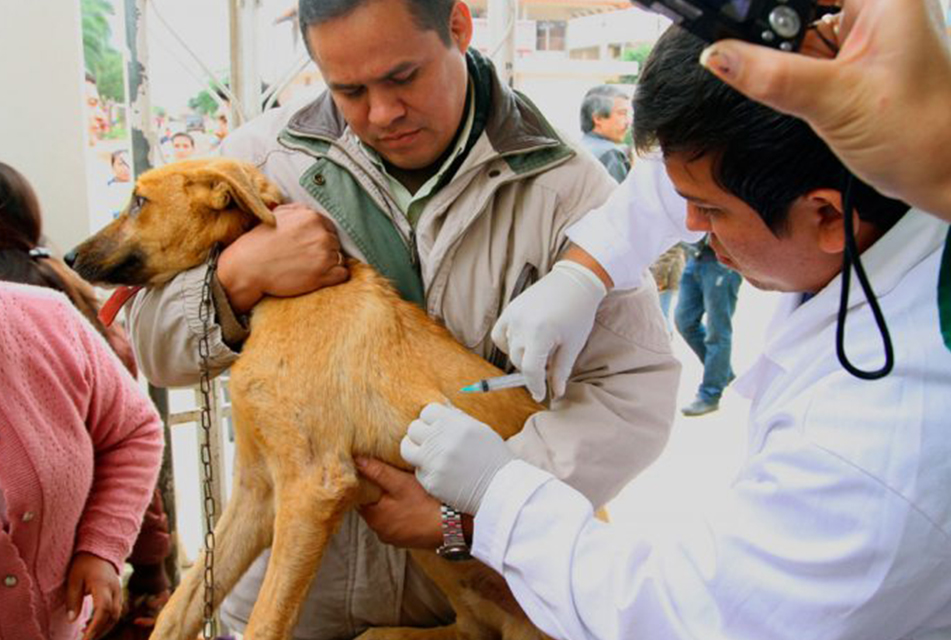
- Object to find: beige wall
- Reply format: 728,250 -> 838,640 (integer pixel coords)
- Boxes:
0,0 -> 93,254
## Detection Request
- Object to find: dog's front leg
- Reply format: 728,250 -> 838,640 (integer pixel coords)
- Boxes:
242,463 -> 359,639
150,465 -> 274,640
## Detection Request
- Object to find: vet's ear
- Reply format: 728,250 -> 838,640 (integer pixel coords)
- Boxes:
806,189 -> 860,255
197,160 -> 283,225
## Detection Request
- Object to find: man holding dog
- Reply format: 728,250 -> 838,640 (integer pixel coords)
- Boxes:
127,0 -> 678,637
367,26 -> 951,640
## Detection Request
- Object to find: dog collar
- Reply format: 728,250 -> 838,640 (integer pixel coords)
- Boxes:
99,285 -> 143,327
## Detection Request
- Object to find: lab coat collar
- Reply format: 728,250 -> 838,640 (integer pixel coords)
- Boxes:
735,210 -> 949,392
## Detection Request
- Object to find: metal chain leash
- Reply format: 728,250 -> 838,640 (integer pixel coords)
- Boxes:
198,245 -> 221,640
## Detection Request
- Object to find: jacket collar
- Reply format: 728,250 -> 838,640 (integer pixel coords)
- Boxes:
765,210 -> 948,370
733,210 -> 948,400
283,49 -> 563,158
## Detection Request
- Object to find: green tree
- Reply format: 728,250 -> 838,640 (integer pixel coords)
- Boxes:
189,90 -> 220,117
81,0 -> 126,103
620,43 -> 654,84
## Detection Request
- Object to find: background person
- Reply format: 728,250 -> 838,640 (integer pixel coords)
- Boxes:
104,150 -> 133,221
673,237 -> 742,416
370,26 -> 951,640
648,243 -> 684,332
170,132 -> 196,161
0,165 -> 164,639
126,0 -> 678,637
0,161 -> 172,639
579,84 -> 632,183
0,282 -> 163,640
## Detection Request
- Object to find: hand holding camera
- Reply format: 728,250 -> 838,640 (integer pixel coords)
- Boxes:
632,0 -> 951,220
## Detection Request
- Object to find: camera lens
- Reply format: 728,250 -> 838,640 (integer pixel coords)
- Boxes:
768,6 -> 802,38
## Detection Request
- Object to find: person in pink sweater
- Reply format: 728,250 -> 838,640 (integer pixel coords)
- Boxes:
0,282 -> 164,640
0,161 -> 173,639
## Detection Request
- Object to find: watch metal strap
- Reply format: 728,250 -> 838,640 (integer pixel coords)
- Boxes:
440,504 -> 467,546
437,504 -> 471,561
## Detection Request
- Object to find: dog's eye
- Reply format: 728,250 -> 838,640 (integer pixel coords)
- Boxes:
128,194 -> 148,217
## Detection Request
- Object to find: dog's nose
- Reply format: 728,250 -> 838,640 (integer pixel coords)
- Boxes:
64,249 -> 78,268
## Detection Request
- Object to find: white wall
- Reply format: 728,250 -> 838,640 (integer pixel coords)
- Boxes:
567,7 -> 670,51
0,1 -> 94,254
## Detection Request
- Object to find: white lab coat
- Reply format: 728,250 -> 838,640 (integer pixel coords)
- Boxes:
566,155 -> 698,290
474,200 -> 951,639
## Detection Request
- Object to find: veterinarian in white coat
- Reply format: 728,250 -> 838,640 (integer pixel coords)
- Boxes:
366,26 -> 951,640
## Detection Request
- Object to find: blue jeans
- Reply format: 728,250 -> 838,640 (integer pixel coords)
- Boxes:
675,257 -> 742,403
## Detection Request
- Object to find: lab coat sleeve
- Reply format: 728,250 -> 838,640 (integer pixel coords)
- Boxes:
565,155 -> 700,290
474,439 -> 951,640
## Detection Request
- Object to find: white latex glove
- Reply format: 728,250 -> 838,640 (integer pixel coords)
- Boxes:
400,403 -> 516,515
491,260 -> 607,402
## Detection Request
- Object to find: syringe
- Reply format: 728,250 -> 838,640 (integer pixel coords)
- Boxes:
460,373 -> 528,394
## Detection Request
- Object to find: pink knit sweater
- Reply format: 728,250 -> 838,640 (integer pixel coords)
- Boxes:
0,283 -> 163,640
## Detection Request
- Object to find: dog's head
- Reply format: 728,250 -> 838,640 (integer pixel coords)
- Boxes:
68,157 -> 282,286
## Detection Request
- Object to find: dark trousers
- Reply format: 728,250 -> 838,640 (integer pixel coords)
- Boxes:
675,256 -> 742,403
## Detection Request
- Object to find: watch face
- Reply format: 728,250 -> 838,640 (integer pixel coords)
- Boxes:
436,544 -> 472,562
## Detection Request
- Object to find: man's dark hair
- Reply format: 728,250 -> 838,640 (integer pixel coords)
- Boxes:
580,84 -> 629,134
298,0 -> 456,47
634,27 -> 908,235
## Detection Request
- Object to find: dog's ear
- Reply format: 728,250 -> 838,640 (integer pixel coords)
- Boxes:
196,160 -> 283,225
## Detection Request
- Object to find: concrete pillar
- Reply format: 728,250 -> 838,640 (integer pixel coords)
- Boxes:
0,0 -> 93,254
230,0 -> 263,127
488,0 -> 516,87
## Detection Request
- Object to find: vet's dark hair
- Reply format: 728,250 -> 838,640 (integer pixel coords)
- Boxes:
299,0 -> 456,47
633,27 -> 909,235
580,84 -> 629,134
0,162 -> 105,333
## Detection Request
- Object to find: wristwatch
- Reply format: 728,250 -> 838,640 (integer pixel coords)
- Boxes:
436,504 -> 472,561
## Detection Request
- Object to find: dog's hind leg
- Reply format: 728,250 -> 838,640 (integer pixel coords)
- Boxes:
150,464 -> 274,640
242,462 -> 359,639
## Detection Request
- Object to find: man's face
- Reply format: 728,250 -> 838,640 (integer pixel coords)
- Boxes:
306,0 -> 472,170
664,153 -> 843,293
173,136 -> 195,160
112,155 -> 131,182
593,97 -> 631,144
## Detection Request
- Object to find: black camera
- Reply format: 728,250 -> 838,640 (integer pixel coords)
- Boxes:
630,0 -> 820,51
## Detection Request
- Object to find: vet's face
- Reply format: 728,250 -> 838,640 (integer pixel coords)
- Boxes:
664,152 -> 842,293
306,0 -> 472,170
69,162 -> 256,286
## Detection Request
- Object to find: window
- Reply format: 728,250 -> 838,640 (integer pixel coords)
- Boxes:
536,20 -> 566,51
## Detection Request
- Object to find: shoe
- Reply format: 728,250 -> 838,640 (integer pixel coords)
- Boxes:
681,397 -> 719,417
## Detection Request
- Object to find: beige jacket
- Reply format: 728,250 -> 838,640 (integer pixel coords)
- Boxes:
129,52 -> 679,639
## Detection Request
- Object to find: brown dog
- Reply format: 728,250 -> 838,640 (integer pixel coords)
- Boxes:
69,158 -> 550,640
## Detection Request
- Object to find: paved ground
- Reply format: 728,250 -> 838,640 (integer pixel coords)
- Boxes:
608,283 -> 778,529
169,284 -> 783,562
